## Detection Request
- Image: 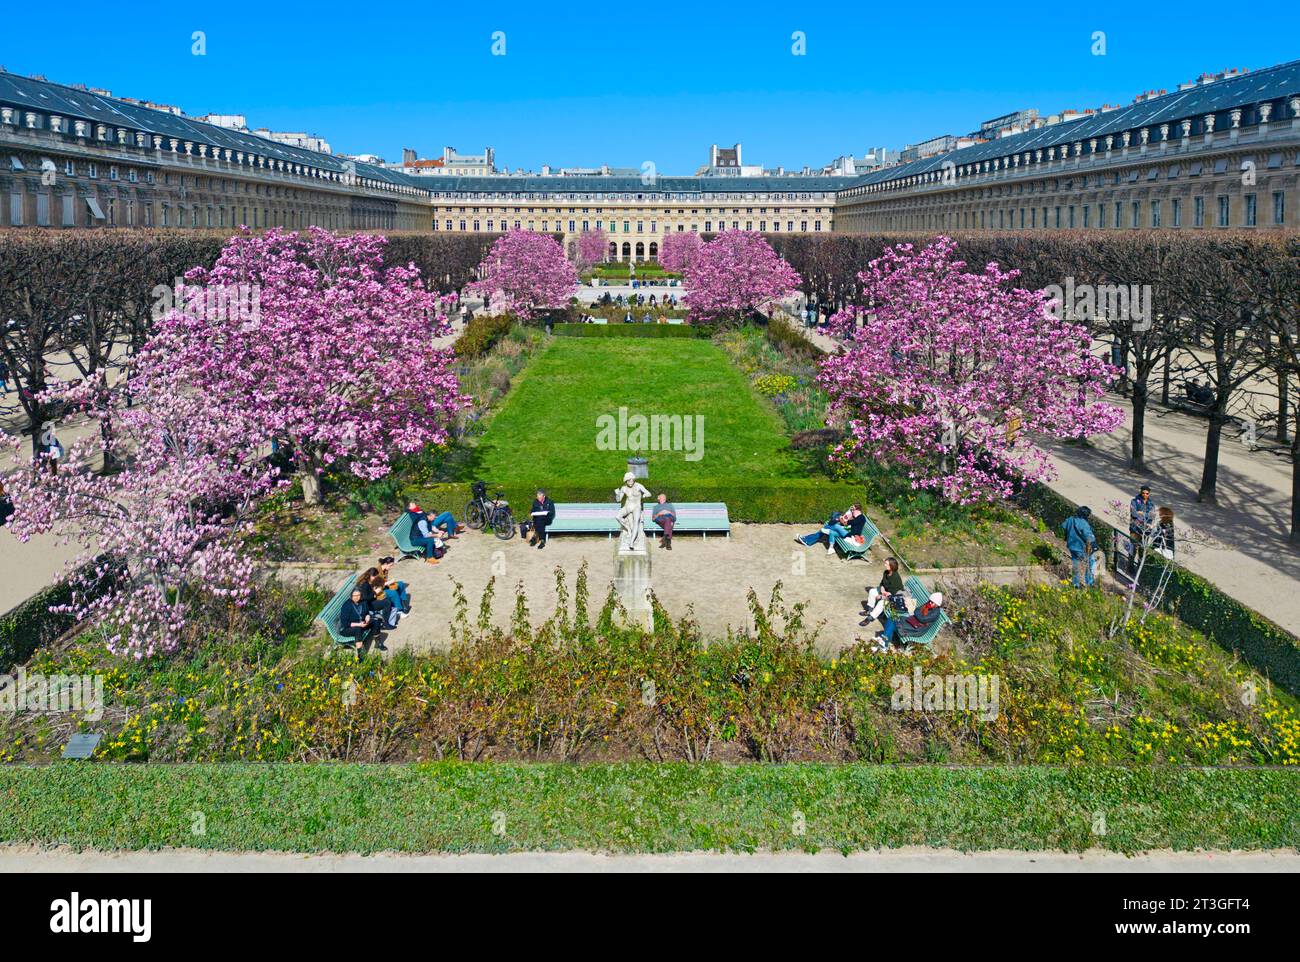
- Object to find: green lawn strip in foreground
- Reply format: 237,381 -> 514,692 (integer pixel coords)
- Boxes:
471,337 -> 806,488
1,764 -> 1295,854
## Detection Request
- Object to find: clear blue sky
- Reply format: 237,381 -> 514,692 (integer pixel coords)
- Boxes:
3,2 -> 1297,172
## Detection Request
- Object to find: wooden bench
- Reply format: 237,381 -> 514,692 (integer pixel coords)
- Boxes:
387,515 -> 425,560
545,502 -> 730,540
316,573 -> 363,647
833,513 -> 882,560
893,575 -> 951,649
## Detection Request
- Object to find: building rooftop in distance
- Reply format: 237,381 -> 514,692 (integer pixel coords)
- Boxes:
845,58 -> 1300,192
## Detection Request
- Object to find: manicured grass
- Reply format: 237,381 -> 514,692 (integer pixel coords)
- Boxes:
471,337 -> 806,488
1,763 -> 1295,854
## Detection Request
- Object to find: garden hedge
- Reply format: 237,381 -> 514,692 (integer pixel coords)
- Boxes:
1020,481 -> 1300,696
553,322 -> 713,339
407,480 -> 865,524
0,558 -> 118,672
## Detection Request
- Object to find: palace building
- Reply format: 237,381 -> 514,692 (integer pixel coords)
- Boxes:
835,60 -> 1300,233
2,60 -> 1298,247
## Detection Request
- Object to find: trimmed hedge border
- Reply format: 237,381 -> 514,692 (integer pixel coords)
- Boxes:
1019,481 -> 1300,696
0,558 -> 115,672
553,322 -> 714,339
408,481 -> 865,525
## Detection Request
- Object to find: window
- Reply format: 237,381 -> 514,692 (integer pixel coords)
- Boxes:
1150,200 -> 1160,228
10,193 -> 22,226
1274,191 -> 1286,226
1172,198 -> 1182,227
109,165 -> 119,181
1194,197 -> 1205,227
61,194 -> 74,227
1114,202 -> 1122,227
1131,201 -> 1140,228
1244,193 -> 1257,227
1217,196 -> 1229,227
36,193 -> 49,227
87,163 -> 97,179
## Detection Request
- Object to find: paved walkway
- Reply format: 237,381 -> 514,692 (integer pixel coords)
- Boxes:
1043,401 -> 1299,635
2,844 -> 1294,872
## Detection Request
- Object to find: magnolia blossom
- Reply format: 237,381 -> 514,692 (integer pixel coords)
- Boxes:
574,228 -> 608,270
683,231 -> 801,324
469,229 -> 578,319
819,236 -> 1122,504
154,227 -> 466,503
6,360 -> 276,658
658,231 -> 703,273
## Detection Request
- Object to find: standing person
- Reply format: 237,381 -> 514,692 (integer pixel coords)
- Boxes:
652,493 -> 676,550
1061,506 -> 1098,588
528,488 -> 555,549
1128,485 -> 1155,574
861,558 -> 905,627
1151,506 -> 1176,561
0,480 -> 13,527
0,356 -> 9,393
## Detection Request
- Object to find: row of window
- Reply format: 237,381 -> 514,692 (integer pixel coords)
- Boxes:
877,191 -> 1287,230
432,218 -> 824,233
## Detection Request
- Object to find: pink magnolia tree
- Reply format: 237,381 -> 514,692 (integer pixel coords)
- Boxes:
683,230 -> 801,325
658,231 -> 703,273
5,355 -> 277,658
573,228 -> 608,271
469,228 -> 578,319
820,237 -> 1122,504
154,228 -> 465,504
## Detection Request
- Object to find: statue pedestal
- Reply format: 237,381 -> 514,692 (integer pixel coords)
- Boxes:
613,547 -> 653,632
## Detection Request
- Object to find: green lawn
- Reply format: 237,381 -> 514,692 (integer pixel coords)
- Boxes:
470,337 -> 806,488
1,763 -> 1295,853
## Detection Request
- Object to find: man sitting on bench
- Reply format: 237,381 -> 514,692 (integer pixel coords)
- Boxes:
411,511 -> 447,564
796,504 -> 865,555
874,592 -> 944,653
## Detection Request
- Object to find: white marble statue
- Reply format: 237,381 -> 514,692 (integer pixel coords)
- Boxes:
615,471 -> 652,553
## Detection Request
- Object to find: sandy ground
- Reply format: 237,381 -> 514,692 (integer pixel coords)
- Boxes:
348,523 -> 888,655
316,522 -> 1048,657
2,843 -> 1295,872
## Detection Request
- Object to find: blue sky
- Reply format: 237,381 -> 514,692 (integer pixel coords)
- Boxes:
3,3 -> 1297,172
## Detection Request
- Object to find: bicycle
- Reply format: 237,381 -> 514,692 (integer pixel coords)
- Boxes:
465,480 -> 516,540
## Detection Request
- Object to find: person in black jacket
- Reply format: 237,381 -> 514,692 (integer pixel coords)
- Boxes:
529,489 -> 556,548
338,588 -> 383,659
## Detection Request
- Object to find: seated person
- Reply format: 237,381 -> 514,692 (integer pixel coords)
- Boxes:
861,558 -> 906,626
842,504 -> 868,544
652,493 -> 676,550
528,489 -> 556,549
796,509 -> 852,553
368,575 -> 403,628
376,556 -> 410,613
1151,506 -> 1176,561
338,588 -> 384,658
875,592 -> 944,652
411,511 -> 447,564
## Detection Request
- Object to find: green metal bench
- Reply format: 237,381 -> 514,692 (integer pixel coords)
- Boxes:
388,515 -> 424,560
893,575 -> 952,649
833,513 -> 882,560
316,573 -> 363,647
546,502 -> 730,540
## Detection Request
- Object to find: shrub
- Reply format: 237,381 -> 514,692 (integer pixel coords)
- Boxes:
453,313 -> 515,357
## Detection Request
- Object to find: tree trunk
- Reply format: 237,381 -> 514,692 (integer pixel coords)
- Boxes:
1161,347 -> 1172,406
1198,411 -> 1226,505
1131,379 -> 1148,472
1278,370 -> 1290,444
300,469 -> 323,505
1292,430 -> 1300,545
